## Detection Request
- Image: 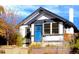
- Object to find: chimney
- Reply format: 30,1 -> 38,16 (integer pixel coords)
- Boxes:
69,8 -> 74,34
69,8 -> 74,23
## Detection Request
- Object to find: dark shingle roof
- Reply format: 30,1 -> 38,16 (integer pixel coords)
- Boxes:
16,7 -> 79,32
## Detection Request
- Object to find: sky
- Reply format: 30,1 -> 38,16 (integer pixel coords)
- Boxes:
4,5 -> 79,30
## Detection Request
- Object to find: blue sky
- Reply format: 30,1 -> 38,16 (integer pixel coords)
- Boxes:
4,5 -> 79,30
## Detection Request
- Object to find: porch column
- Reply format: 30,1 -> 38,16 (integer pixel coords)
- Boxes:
50,23 -> 52,34
59,22 -> 63,34
31,24 -> 34,42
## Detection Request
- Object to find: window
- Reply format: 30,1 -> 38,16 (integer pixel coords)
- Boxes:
52,23 -> 58,33
44,23 -> 50,34
43,22 -> 58,35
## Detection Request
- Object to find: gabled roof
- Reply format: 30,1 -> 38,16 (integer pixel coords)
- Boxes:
16,7 -> 79,32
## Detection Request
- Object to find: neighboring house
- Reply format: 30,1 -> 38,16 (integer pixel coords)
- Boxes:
16,7 -> 79,47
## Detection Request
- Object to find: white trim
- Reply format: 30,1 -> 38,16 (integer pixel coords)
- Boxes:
24,12 -> 39,24
70,27 -> 74,34
43,22 -> 51,35
59,22 -> 63,34
43,22 -> 59,35
66,27 -> 74,34
43,35 -> 64,41
50,22 -> 52,34
38,15 -> 49,20
31,24 -> 34,42
43,23 -> 44,35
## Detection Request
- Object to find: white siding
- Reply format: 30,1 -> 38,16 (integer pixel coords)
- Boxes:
43,35 -> 64,41
43,22 -> 64,42
65,27 -> 74,34
19,25 -> 28,37
38,15 -> 49,20
59,22 -> 63,34
70,27 -> 74,34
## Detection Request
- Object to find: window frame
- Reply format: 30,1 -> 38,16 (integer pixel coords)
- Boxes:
43,22 -> 51,35
43,22 -> 59,35
52,22 -> 59,34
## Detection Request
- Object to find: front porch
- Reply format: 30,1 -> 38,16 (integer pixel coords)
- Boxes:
19,20 -> 64,47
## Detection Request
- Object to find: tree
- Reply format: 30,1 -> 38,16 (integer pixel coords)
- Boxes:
0,6 -> 23,46
0,6 -> 5,15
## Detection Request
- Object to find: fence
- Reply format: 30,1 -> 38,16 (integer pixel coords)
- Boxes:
0,47 -> 28,54
29,47 -> 70,54
0,46 -> 70,54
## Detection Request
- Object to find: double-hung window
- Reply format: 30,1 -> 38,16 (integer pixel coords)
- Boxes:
52,23 -> 58,33
43,22 -> 58,35
44,23 -> 50,34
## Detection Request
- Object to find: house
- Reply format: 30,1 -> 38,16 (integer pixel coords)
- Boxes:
16,7 -> 79,47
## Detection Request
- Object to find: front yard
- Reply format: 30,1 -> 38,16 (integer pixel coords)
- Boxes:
0,44 -> 70,54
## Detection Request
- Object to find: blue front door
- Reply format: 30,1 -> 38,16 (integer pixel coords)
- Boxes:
34,25 -> 42,42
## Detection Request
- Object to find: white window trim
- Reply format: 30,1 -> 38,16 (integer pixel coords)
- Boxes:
52,22 -> 59,34
43,22 -> 51,35
43,22 -> 59,35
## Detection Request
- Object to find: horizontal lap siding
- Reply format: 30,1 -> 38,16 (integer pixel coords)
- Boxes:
43,35 -> 64,41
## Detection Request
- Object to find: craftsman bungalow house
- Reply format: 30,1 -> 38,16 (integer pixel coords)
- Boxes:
16,7 -> 79,47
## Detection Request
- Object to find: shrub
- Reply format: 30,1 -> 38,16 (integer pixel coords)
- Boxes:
9,32 -> 23,47
16,33 -> 23,46
28,42 -> 42,54
15,33 -> 23,47
44,44 -> 57,48
72,38 -> 79,49
29,42 -> 41,48
70,36 -> 79,54
0,50 -> 5,54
